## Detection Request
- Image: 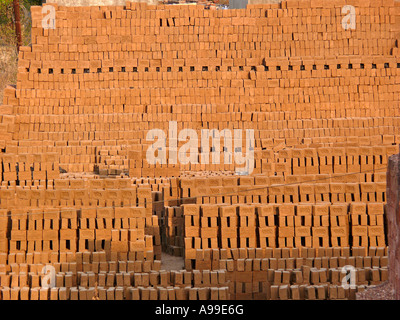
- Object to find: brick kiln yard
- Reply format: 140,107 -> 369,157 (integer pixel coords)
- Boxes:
0,0 -> 400,300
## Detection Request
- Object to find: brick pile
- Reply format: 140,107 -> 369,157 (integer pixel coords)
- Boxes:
0,0 -> 399,299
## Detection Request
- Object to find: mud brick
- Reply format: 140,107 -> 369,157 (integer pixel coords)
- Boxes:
200,205 -> 218,217
81,208 -> 96,219
367,226 -> 385,237
313,214 -> 330,227
256,205 -> 274,216
259,226 -> 276,238
239,215 -> 256,228
60,208 -> 78,219
295,215 -> 312,227
258,211 -> 276,227
220,205 -> 237,217
299,185 -> 314,202
114,207 -> 130,219
278,227 -> 294,238
79,229 -> 95,240
3,171 -> 17,181
96,229 -> 112,240
279,215 -> 294,227
296,205 -> 312,216
313,204 -> 329,215
278,237 -> 294,248
201,216 -> 218,228
177,200 -> 197,216
42,230 -> 58,240
185,226 -> 200,238
278,204 -> 295,216
97,208 -> 114,219
352,225 -> 368,237
11,230 -> 26,241
312,228 -> 330,247
43,208 -> 60,221
59,239 -> 77,252
60,229 -> 77,239
295,227 -> 311,237
239,226 -> 256,238
367,203 -> 384,215
221,216 -> 238,228
330,231 -> 349,248
351,213 -> 369,226
111,240 -> 129,253
200,227 -> 218,238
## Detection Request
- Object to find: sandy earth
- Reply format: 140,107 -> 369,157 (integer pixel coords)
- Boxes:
356,281 -> 396,300
161,252 -> 185,271
0,45 -> 17,104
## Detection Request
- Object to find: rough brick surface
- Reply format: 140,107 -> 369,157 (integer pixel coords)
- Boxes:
386,152 -> 400,300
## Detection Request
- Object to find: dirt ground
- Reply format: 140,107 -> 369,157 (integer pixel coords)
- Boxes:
0,45 -> 18,104
356,281 -> 395,300
161,252 -> 185,271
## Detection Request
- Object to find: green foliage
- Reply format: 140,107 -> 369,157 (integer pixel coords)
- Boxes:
0,0 -> 42,46
0,0 -> 42,96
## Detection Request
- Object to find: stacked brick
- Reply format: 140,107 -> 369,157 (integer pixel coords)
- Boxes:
0,210 -> 8,253
183,202 -> 387,259
187,246 -> 389,300
312,204 -> 330,248
0,249 -> 231,300
221,205 -> 239,250
178,172 -> 393,206
366,203 -> 386,247
161,206 -> 184,256
0,2 -> 398,175
277,204 -> 294,248
294,205 -> 312,248
0,153 -> 59,187
329,204 -> 349,247
5,204 -> 157,257
257,205 -> 276,248
0,0 -> 399,300
183,204 -> 201,260
95,145 -> 128,176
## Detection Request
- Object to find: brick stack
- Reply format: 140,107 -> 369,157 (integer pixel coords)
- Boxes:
277,204 -> 295,248
0,2 -> 398,176
350,203 -> 369,248
0,0 -> 399,300
183,204 -> 200,260
294,205 -> 312,248
312,204 -> 330,248
367,203 -> 386,247
329,204 -> 349,247
162,206 -> 184,256
220,205 -> 239,249
10,209 -> 28,254
200,205 -> 219,250
238,205 -> 256,248
59,208 -> 78,253
0,210 -> 8,253
256,205 -> 276,248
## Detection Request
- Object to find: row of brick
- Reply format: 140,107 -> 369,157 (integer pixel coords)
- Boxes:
0,285 -> 230,300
